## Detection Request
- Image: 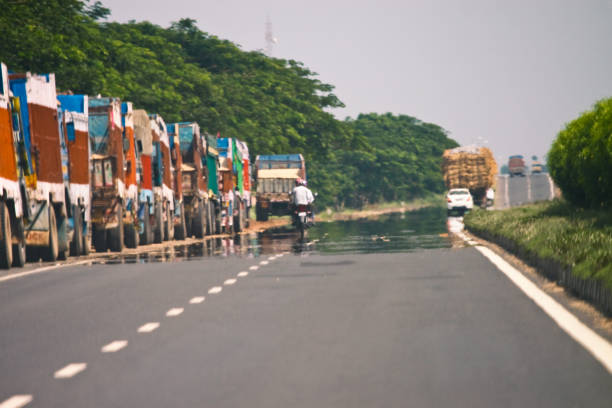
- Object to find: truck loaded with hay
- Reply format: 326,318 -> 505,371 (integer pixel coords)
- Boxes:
442,146 -> 497,207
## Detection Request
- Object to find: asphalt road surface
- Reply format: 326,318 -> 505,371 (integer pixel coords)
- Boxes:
1,212 -> 611,407
495,173 -> 555,208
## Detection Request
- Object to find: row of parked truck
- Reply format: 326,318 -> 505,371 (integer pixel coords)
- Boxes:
0,65 -> 253,269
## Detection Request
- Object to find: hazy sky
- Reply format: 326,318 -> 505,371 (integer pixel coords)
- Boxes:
102,0 -> 612,166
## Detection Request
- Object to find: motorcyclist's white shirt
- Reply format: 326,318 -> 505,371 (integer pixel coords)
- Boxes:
293,185 -> 314,205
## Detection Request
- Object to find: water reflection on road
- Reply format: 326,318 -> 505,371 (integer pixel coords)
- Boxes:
93,207 -> 469,264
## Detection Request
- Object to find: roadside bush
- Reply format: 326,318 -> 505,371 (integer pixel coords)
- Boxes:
548,97 -> 612,208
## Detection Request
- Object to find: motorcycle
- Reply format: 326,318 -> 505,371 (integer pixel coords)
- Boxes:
294,204 -> 313,240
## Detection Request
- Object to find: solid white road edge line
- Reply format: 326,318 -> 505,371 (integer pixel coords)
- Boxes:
189,296 -> 205,304
101,340 -> 128,353
208,286 -> 222,294
476,245 -> 612,374
0,260 -> 91,284
0,395 -> 33,408
237,271 -> 248,277
224,278 -> 237,285
53,363 -> 87,379
166,308 -> 184,317
249,265 -> 259,271
138,322 -> 160,333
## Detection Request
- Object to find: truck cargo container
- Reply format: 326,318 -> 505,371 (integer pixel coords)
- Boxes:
0,63 -> 26,268
174,122 -> 210,238
254,154 -> 306,221
150,113 -> 174,242
120,102 -> 140,248
508,155 -> 526,177
88,97 -> 126,252
9,70 -> 71,261
442,145 -> 497,208
57,94 -> 91,255
217,137 -> 250,234
205,133 -> 222,235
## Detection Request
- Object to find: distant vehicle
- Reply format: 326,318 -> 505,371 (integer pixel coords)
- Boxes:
255,154 -> 306,221
446,188 -> 473,215
508,155 -> 526,177
531,162 -> 543,174
442,146 -> 497,207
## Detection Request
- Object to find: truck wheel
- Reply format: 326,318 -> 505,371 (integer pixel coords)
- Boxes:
93,225 -> 107,252
125,220 -> 139,248
82,224 -> 91,255
215,205 -> 222,234
139,202 -> 151,245
154,202 -> 164,243
12,216 -> 26,267
165,205 -> 174,241
109,206 -> 124,252
192,200 -> 205,238
0,201 -> 12,269
44,205 -> 59,262
175,203 -> 186,240
256,203 -> 262,221
70,205 -> 83,256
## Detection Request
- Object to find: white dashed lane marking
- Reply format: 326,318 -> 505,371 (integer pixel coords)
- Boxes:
166,308 -> 184,317
54,363 -> 87,379
101,340 -> 128,353
208,286 -> 222,294
249,266 -> 259,271
259,261 -> 269,266
224,278 -> 237,286
237,271 -> 248,277
0,395 -> 33,408
268,256 -> 276,261
189,296 -> 205,304
138,322 -> 160,333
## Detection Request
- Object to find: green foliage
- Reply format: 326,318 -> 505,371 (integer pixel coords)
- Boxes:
465,200 -> 612,290
0,1 -> 457,209
548,97 -> 612,208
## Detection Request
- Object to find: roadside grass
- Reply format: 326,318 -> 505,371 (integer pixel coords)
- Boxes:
464,199 -> 612,290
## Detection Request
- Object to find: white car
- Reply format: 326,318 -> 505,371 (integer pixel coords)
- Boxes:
446,188 -> 473,214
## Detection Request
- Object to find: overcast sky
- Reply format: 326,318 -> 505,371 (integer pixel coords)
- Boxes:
102,0 -> 612,166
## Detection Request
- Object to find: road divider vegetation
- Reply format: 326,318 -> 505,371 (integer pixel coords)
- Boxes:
465,200 -> 612,315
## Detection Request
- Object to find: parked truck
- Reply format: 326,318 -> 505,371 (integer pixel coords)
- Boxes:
254,154 -> 306,221
204,133 -> 222,235
442,145 -> 497,207
119,102 -> 140,248
174,122 -> 210,238
217,137 -> 251,234
0,63 -> 26,268
167,123 -> 186,239
508,155 -> 526,177
8,70 -> 73,261
57,94 -> 91,255
88,97 -> 126,252
150,114 -> 174,241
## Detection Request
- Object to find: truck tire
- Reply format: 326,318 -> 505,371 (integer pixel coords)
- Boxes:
70,205 -> 83,256
0,201 -> 12,269
174,203 -> 186,240
125,219 -> 139,248
153,202 -> 164,243
192,199 -> 205,239
82,224 -> 91,255
93,225 -> 107,252
164,205 -> 174,241
139,202 -> 151,245
108,206 -> 124,252
255,202 -> 262,221
214,203 -> 222,235
12,216 -> 26,267
44,205 -> 59,262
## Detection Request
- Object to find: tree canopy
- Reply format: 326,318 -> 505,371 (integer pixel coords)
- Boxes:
0,0 -> 458,208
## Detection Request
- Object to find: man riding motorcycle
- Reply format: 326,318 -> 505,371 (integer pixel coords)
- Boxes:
292,178 -> 314,227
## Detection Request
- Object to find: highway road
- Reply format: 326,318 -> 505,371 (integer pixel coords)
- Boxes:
495,173 -> 556,208
0,210 -> 611,407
